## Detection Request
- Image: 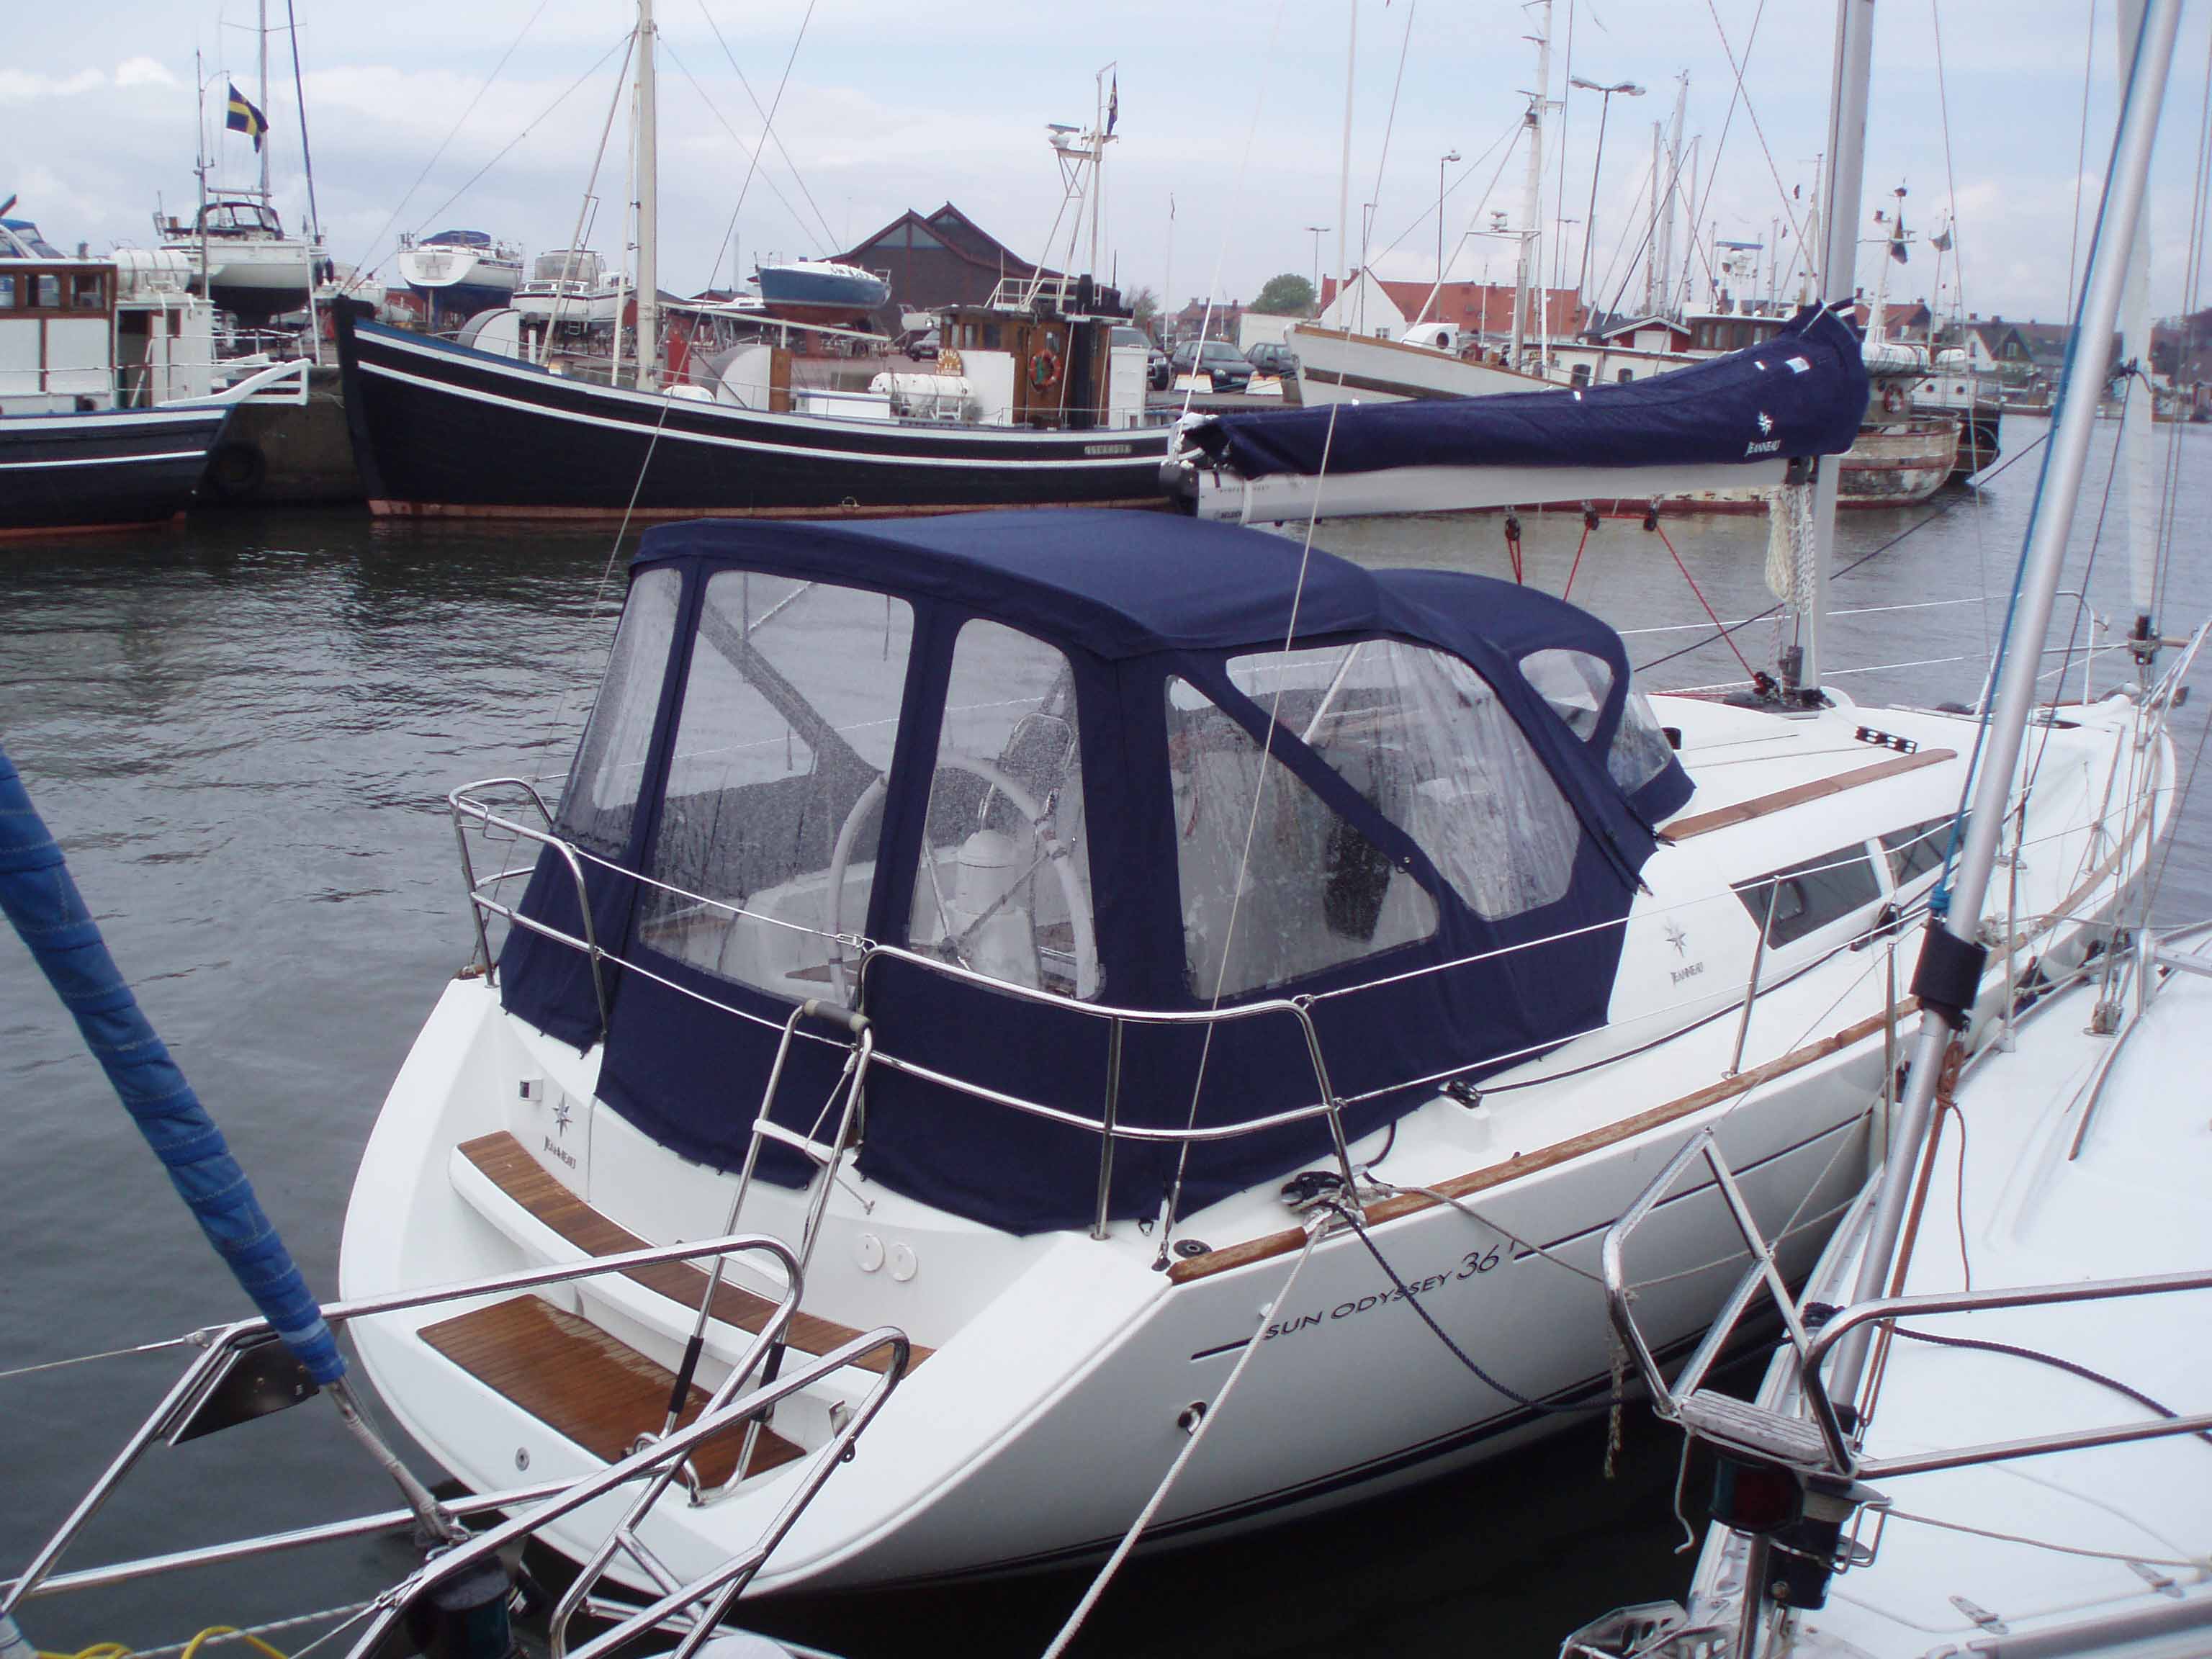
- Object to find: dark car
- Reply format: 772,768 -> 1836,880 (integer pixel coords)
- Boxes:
1244,340 -> 1300,379
900,327 -> 940,361
1169,339 -> 1255,392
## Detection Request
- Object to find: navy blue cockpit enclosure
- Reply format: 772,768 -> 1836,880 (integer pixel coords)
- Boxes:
500,511 -> 1690,1234
1182,305 -> 1869,480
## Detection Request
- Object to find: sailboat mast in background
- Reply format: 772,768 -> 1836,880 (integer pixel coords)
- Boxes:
634,0 -> 660,392
1791,0 -> 1876,701
1511,0 -> 1552,367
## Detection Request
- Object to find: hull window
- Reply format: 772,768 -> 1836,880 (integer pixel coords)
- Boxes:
1882,814 -> 1964,886
909,621 -> 1098,999
1226,640 -> 1581,922
1735,843 -> 1884,948
556,566 -> 683,854
639,574 -> 914,1002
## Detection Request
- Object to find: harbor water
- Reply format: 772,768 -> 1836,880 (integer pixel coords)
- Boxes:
4,414 -> 2208,1657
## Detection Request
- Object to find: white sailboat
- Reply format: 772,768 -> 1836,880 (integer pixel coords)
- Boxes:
330,0 -> 2177,1612
1566,2 -> 2209,1654
156,3 -> 324,323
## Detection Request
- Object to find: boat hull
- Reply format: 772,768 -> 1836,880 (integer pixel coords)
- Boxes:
0,405 -> 231,534
399,246 -> 523,320
755,264 -> 890,322
334,311 -> 1172,519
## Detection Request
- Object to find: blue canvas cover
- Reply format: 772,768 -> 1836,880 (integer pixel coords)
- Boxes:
1184,305 -> 1869,480
502,512 -> 1687,1234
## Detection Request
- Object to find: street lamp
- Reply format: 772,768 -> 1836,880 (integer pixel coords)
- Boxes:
1437,149 -> 1461,285
1568,75 -> 1644,326
1305,223 -> 1330,315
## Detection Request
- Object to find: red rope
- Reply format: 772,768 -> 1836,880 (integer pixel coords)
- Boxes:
1503,515 -> 1524,584
1562,520 -> 1593,598
1651,516 -> 1759,680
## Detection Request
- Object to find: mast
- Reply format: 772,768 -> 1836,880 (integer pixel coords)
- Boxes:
1336,0 -> 1357,320
1645,122 -> 1661,315
1828,0 -> 2183,1411
1793,3 -> 1874,701
634,0 -> 659,392
258,0 -> 271,201
2118,0 -> 2160,651
1658,73 -> 1686,318
195,50 -> 210,299
1511,0 -> 1552,364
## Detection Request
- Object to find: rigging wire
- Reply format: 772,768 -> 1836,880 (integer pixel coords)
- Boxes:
694,0 -> 841,252
1357,0 -> 1421,289
1176,0 -> 1290,422
405,40 -> 630,251
706,0 -> 823,306
662,39 -> 835,258
1369,114 -> 1523,302
336,0 -> 557,285
1162,400 -> 1344,1226
1038,1225 -> 1324,1659
1632,429 -> 2052,677
2065,0 -> 2101,325
1680,0 -> 1790,304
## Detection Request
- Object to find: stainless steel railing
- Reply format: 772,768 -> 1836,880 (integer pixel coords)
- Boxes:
4,1228 -> 910,1659
447,780 -> 1360,1241
1601,1124 -> 2212,1486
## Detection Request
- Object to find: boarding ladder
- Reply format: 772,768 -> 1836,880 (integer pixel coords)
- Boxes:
539,1002 -> 877,1651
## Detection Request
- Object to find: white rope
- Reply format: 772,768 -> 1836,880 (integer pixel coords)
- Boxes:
1881,1507 -> 2211,1571
123,1601 -> 378,1659
1038,1224 -> 1324,1659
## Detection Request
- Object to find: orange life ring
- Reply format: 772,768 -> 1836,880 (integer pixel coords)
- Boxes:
1881,383 -> 1905,416
1030,346 -> 1063,390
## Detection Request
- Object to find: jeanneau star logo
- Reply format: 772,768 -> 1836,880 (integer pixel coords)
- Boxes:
1756,410 -> 1774,436
1664,920 -> 1689,958
552,1097 -> 573,1136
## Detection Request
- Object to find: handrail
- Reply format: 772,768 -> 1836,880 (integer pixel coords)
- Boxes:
352,1326 -> 912,1659
5,1229 -> 810,1619
449,781 -> 609,1028
444,789 -> 1359,1220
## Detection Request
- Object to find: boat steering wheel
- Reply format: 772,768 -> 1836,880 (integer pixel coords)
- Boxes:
824,753 -> 1099,1002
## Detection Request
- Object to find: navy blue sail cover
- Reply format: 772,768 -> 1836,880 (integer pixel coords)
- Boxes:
1185,305 -> 1869,480
503,512 -> 1690,1234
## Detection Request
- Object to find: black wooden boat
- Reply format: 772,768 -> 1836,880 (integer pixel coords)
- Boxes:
333,309 -> 1172,521
0,405 -> 234,536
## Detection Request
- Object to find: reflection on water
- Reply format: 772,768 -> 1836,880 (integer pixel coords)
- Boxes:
1,417 -> 2206,1654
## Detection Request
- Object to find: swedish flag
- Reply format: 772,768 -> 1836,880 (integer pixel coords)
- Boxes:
225,83 -> 268,152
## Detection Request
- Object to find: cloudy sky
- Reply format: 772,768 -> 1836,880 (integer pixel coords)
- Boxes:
6,0 -> 2208,325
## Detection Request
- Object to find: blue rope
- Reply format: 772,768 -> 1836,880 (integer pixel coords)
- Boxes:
0,744 -> 346,1385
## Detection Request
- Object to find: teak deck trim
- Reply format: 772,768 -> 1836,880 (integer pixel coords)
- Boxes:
419,1295 -> 804,1487
1166,999 -> 1915,1285
457,1131 -> 926,1373
1661,747 -> 1956,841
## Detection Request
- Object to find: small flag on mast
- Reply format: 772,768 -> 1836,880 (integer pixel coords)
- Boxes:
1930,220 -> 1954,253
1107,74 -> 1118,135
226,83 -> 269,152
1889,205 -> 1908,265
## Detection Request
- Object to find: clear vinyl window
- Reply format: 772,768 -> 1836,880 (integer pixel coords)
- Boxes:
639,574 -> 913,1003
1518,647 -> 1674,796
1226,639 -> 1581,922
556,565 -> 682,855
1607,688 -> 1676,795
909,621 -> 1098,999
1168,676 -> 1436,997
1520,647 -> 1612,740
